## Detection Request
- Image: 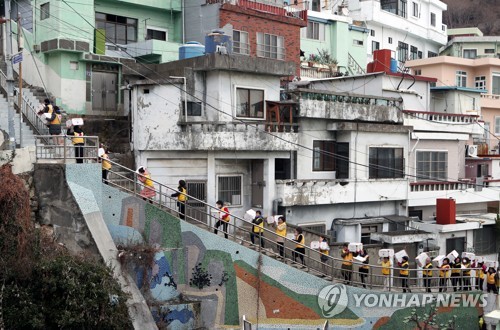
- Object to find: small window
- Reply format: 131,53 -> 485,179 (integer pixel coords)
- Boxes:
463,49 -> 477,59
416,151 -> 448,181
427,51 -> 437,58
69,61 -> 79,70
306,21 -> 324,40
236,87 -> 264,119
361,225 -> 379,245
353,40 -> 364,46
40,2 -> 50,20
233,30 -> 249,55
417,50 -> 422,59
256,32 -> 285,60
184,101 -> 202,116
494,117 -> 500,135
313,141 -> 335,172
218,176 -> 242,206
430,12 -> 436,26
456,70 -> 467,87
398,41 -> 408,62
388,37 -> 393,44
414,69 -> 422,75
412,2 -> 419,17
410,45 -> 418,60
146,28 -> 167,41
485,49 -> 495,54
370,29 -> 375,37
372,41 -> 380,52
475,76 -> 486,89
369,147 -> 404,179
143,89 -> 150,94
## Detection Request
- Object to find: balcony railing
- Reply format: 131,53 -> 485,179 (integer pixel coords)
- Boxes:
290,89 -> 402,107
410,181 -> 476,192
208,0 -> 307,20
403,110 -> 479,124
300,66 -> 337,80
178,120 -> 299,133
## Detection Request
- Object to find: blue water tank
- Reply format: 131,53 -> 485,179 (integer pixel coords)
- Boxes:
390,58 -> 398,73
179,41 -> 205,60
205,30 -> 232,54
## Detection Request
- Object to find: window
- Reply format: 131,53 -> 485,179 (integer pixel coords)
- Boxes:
398,41 -> 408,62
256,32 -> 284,60
414,69 -> 421,75
218,176 -> 242,206
336,142 -> 349,179
236,88 -> 264,118
446,237 -> 464,255
473,226 -> 496,254
381,0 -> 406,17
477,163 -> 489,177
388,37 -> 393,44
416,151 -> 448,181
313,141 -> 335,171
361,225 -> 379,245
485,49 -> 495,54
463,49 -> 477,59
95,13 -> 137,46
427,51 -> 437,58
353,40 -> 364,46
475,76 -> 486,89
184,101 -> 202,116
69,61 -> 79,70
494,117 -> 500,135
299,223 -> 326,234
430,12 -> 436,26
369,147 -> 404,179
412,2 -> 419,17
372,41 -> 380,52
305,21 -> 324,40
233,30 -> 249,55
493,73 -> 500,95
456,70 -> 467,87
417,50 -> 422,59
311,0 -> 320,11
146,28 -> 167,41
370,29 -> 375,37
410,45 -> 418,59
40,2 -> 50,20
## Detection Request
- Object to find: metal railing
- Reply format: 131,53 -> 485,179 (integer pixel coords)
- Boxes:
348,52 -> 365,75
100,158 -> 487,293
35,135 -> 99,162
0,68 -> 49,136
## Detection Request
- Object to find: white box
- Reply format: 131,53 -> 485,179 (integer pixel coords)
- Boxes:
378,249 -> 394,258
354,256 -> 367,263
415,252 -> 429,268
348,243 -> 363,253
310,241 -> 320,249
286,233 -> 295,240
394,249 -> 409,263
266,216 -> 276,225
66,118 -> 83,128
461,252 -> 475,261
485,261 -> 499,269
244,209 -> 256,221
319,242 -> 329,250
432,255 -> 447,268
447,250 -> 459,263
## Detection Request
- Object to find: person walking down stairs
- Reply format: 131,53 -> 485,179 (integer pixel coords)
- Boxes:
214,200 -> 230,239
171,180 -> 187,219
67,125 -> 84,163
99,147 -> 112,184
137,166 -> 156,202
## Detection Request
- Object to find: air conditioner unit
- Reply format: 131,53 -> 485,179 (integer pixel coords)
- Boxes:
466,144 -> 478,157
33,44 -> 41,52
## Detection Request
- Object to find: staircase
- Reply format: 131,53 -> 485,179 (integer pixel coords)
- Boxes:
0,93 -> 36,147
347,52 -> 366,76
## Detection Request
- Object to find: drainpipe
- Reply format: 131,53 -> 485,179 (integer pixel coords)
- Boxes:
272,198 -> 282,216
182,0 -> 185,43
170,76 -> 187,120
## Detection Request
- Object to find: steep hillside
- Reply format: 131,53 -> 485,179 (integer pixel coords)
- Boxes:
441,0 -> 500,36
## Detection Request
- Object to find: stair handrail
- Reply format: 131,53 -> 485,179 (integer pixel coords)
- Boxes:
0,68 -> 49,136
102,158 -> 480,292
348,52 -> 365,75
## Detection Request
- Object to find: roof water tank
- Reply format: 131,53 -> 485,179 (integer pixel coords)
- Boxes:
179,41 -> 205,60
390,58 -> 398,73
205,30 -> 232,54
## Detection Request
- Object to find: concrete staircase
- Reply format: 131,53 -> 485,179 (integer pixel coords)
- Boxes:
0,93 -> 36,147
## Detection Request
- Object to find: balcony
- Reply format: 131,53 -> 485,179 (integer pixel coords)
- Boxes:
408,181 -> 500,207
403,110 -> 483,135
137,121 -> 299,151
106,39 -> 181,63
115,0 -> 181,11
275,178 -> 408,207
288,89 -> 403,123
300,65 -> 338,80
480,94 -> 500,109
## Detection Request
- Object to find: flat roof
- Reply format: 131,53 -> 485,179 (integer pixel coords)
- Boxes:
431,86 -> 487,93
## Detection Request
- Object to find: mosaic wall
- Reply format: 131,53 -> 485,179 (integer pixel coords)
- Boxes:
66,164 -> 486,329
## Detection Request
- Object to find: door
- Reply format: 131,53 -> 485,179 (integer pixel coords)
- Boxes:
186,181 -> 207,224
92,71 -> 117,112
251,160 -> 264,208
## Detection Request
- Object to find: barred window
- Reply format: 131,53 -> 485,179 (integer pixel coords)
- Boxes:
218,176 -> 242,206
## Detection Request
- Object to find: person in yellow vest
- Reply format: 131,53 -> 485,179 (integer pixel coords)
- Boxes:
214,200 -> 230,239
451,257 -> 462,292
476,262 -> 485,291
341,243 -> 353,285
439,258 -> 450,292
273,216 -> 287,259
44,100 -> 63,146
379,256 -> 391,290
461,257 -> 471,291
100,148 -> 112,184
358,249 -> 370,289
317,236 -> 330,273
137,166 -> 156,202
486,267 -> 498,294
398,256 -> 411,293
423,258 -> 433,293
250,210 -> 265,248
171,180 -> 187,220
68,125 -> 84,163
292,227 -> 305,266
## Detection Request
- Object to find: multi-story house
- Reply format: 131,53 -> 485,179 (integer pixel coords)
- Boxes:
345,0 -> 448,65
184,0 -> 307,77
441,28 -> 500,59
12,0 -> 183,115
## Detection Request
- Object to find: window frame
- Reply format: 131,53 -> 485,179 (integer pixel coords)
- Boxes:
456,70 -> 467,87
475,76 -> 486,90
412,2 -> 419,17
410,45 -> 418,60
305,21 -> 324,40
473,226 -> 496,254
494,116 -> 500,135
369,147 -> 404,179
492,73 -> 500,95
313,140 -> 336,172
388,37 -> 393,44
95,12 -> 138,45
463,49 -> 477,59
217,175 -> 243,206
372,40 -> 380,52
233,30 -> 250,55
398,41 -> 408,62
256,32 -> 285,60
415,150 -> 448,181
40,2 -> 50,20
235,86 -> 265,119
427,51 -> 437,58
146,26 -> 168,41
430,12 -> 436,27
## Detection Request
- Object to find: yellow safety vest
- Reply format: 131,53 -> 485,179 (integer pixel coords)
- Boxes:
102,154 -> 112,170
72,132 -> 84,145
487,273 -> 496,285
320,248 -> 329,256
341,250 -> 353,266
178,187 -> 187,202
143,174 -> 153,188
295,234 -> 305,248
252,217 -> 264,233
423,263 -> 433,277
48,106 -> 61,125
462,263 -> 471,276
451,263 -> 461,274
276,223 -> 286,238
477,269 -> 485,279
400,261 -> 409,276
440,264 -> 450,278
382,261 -> 391,275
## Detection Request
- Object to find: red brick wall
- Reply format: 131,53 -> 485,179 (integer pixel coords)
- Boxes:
220,5 -> 305,77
